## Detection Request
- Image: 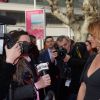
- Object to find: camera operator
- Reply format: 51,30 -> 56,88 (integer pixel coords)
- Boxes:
4,30 -> 51,100
0,43 -> 21,100
56,36 -> 89,100
55,35 -> 71,100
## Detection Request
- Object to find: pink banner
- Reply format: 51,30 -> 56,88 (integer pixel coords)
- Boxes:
0,0 -> 8,2
25,9 -> 45,39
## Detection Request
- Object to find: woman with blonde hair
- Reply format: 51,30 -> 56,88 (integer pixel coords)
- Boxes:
77,19 -> 100,100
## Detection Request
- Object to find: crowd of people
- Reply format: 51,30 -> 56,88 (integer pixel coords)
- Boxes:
0,19 -> 100,100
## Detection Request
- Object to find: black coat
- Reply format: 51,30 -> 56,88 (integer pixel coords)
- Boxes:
0,60 -> 15,99
67,42 -> 89,94
67,57 -> 87,93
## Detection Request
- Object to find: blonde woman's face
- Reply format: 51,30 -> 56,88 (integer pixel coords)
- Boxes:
87,34 -> 100,48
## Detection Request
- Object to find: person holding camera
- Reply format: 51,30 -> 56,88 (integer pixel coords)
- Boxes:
0,43 -> 21,100
4,30 -> 51,100
55,35 -> 71,100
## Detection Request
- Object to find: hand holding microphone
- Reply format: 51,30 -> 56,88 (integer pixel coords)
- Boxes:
35,63 -> 51,90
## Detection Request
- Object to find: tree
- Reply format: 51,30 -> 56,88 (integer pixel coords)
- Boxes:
46,0 -> 99,42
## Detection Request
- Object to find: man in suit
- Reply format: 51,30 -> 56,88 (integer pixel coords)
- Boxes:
39,36 -> 56,62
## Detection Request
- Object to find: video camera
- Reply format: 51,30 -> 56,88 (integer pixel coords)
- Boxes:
5,34 -> 32,55
54,44 -> 67,59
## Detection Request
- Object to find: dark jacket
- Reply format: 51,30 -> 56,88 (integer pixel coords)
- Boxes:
39,49 -> 51,63
0,60 -> 15,99
68,42 -> 89,94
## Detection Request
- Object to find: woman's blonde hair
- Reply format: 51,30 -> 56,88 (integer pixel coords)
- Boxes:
88,19 -> 100,40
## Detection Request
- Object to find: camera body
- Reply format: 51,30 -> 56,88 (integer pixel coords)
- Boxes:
5,34 -> 31,55
18,41 -> 31,55
54,44 -> 67,59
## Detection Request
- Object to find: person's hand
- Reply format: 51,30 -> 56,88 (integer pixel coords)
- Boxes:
5,43 -> 21,64
35,74 -> 51,90
63,54 -> 70,62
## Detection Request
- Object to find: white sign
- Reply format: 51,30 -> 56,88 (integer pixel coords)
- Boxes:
36,63 -> 49,72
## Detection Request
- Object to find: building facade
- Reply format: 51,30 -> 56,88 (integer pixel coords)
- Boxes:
0,0 -> 99,48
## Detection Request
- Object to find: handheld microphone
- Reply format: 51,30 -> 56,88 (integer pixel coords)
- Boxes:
36,62 -> 49,76
36,63 -> 49,96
